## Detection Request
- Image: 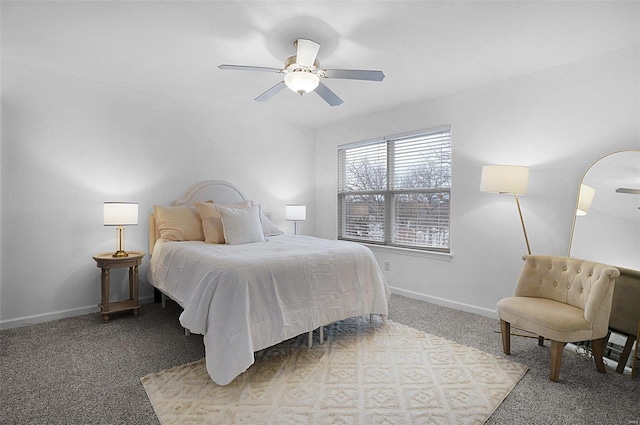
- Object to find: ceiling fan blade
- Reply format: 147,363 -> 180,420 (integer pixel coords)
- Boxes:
295,39 -> 320,67
320,69 -> 385,81
315,82 -> 343,107
255,81 -> 286,102
219,64 -> 283,73
616,188 -> 640,195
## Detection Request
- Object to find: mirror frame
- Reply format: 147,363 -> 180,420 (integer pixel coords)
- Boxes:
568,149 -> 640,258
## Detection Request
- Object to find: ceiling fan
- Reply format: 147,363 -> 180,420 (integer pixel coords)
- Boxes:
616,188 -> 640,195
219,38 -> 385,106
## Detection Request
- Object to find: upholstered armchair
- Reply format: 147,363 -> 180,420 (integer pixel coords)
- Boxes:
496,255 -> 620,382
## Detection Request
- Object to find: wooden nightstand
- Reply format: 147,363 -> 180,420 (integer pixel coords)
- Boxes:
93,252 -> 144,322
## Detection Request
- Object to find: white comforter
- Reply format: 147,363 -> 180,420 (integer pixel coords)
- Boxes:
148,235 -> 390,385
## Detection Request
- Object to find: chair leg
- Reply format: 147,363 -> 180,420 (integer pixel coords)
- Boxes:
591,337 -> 607,374
603,331 -> 612,358
616,335 -> 636,374
500,319 -> 511,355
633,332 -> 640,380
549,340 -> 566,382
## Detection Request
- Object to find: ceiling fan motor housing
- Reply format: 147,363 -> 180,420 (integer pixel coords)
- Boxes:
284,55 -> 320,70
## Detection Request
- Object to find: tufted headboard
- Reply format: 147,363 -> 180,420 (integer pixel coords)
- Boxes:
148,180 -> 249,253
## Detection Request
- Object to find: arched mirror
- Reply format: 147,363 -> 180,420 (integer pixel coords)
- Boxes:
569,150 -> 640,270
568,150 -> 640,376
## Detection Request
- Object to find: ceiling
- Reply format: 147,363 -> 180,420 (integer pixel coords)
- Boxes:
2,1 -> 639,129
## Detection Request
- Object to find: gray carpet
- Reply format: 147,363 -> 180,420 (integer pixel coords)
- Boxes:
1,294 -> 638,425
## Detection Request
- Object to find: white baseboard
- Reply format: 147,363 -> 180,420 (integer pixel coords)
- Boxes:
389,286 -> 498,319
0,295 -> 155,329
3,288 -> 495,328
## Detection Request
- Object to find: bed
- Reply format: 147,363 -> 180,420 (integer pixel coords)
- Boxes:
147,180 -> 390,385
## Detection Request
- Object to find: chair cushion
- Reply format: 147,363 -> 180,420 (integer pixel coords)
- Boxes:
496,297 -> 598,342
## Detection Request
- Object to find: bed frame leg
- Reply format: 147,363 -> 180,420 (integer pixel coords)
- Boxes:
308,331 -> 313,349
184,328 -> 191,336
161,293 -> 167,309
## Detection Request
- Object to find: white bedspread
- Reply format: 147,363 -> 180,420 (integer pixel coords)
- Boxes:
148,235 -> 390,385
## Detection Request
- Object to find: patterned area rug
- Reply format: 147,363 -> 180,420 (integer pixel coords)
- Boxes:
141,318 -> 527,425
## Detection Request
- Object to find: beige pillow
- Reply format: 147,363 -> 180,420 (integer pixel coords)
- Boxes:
153,205 -> 204,241
196,201 -> 251,244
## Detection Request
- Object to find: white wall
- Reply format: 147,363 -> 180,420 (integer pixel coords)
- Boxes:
315,47 -> 640,316
0,61 -> 316,327
2,46 -> 638,327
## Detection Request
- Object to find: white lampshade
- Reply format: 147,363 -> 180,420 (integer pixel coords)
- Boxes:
480,165 -> 529,195
285,205 -> 307,221
576,184 -> 596,216
284,71 -> 319,94
104,202 -> 138,226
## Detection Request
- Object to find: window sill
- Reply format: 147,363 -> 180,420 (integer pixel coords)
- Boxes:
361,243 -> 453,261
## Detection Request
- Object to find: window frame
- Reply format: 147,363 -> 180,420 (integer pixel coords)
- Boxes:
337,126 -> 451,253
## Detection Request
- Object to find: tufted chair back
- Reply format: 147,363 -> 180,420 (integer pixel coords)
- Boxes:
497,255 -> 619,381
514,255 -> 618,338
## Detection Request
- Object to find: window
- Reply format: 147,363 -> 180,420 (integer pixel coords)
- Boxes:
338,126 -> 451,252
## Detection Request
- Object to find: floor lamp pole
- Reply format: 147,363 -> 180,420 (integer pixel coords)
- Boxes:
514,193 -> 531,255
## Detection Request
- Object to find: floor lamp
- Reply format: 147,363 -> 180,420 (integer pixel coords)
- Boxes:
285,205 -> 306,235
576,184 -> 595,216
480,165 -> 531,255
568,184 -> 596,256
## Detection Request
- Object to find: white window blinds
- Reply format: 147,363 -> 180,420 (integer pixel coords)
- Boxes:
338,127 -> 451,251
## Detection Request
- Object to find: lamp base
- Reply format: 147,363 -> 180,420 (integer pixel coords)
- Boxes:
112,226 -> 129,257
112,250 -> 129,258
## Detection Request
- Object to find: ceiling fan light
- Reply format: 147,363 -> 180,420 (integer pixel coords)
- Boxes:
284,71 -> 319,95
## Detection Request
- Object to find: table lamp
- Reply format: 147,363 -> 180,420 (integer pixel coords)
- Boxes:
285,205 -> 306,235
103,202 -> 138,257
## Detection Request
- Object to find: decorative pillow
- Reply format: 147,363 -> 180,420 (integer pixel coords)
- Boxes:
216,204 -> 265,245
196,201 -> 251,244
259,209 -> 284,236
153,205 -> 204,241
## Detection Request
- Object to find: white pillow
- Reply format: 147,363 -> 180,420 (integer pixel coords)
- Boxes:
258,208 -> 284,236
196,201 -> 251,244
216,204 -> 265,245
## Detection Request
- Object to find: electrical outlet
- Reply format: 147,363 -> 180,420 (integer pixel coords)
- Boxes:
384,261 -> 391,271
